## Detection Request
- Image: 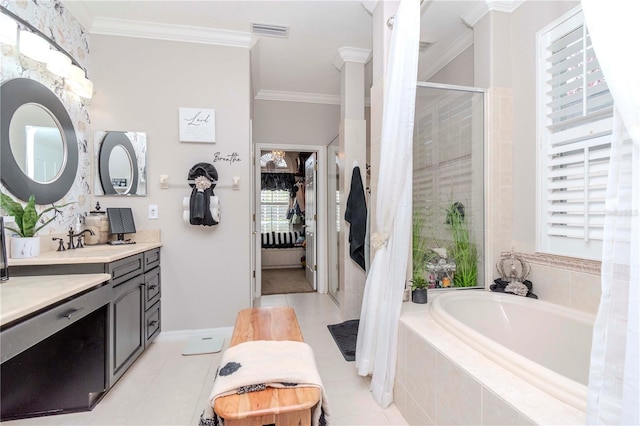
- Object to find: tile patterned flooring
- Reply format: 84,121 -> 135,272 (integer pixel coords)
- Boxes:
5,292 -> 408,426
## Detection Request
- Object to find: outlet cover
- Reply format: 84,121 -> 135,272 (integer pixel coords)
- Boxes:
148,204 -> 158,219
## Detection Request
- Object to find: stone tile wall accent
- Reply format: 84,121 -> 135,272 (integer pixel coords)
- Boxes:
0,0 -> 91,235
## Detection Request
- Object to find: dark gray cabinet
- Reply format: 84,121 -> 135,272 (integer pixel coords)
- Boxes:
1,283 -> 111,421
111,274 -> 145,384
9,246 -> 162,390
107,249 -> 161,385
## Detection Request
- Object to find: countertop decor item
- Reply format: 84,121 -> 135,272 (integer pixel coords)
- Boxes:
0,193 -> 72,238
0,192 -> 73,258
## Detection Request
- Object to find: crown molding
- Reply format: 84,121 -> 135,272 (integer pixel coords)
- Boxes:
255,90 -> 341,105
91,17 -> 253,48
461,0 -> 525,28
488,0 -> 526,13
460,1 -> 489,28
359,1 -> 378,16
419,29 -> 473,81
332,47 -> 372,70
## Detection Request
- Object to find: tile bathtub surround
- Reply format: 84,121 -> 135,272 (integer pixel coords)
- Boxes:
3,292 -> 408,426
498,251 -> 602,315
396,303 -> 586,425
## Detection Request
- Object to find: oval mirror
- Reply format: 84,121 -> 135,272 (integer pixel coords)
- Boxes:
1,78 -> 78,204
108,145 -> 133,194
9,104 -> 66,184
96,131 -> 145,196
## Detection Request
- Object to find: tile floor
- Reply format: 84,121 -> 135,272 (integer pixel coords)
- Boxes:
5,292 -> 408,426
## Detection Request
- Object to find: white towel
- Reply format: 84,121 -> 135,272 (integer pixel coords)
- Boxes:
202,340 -> 329,426
184,196 -> 221,224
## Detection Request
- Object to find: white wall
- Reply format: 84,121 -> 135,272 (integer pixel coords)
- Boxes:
509,1 -> 579,252
90,35 -> 252,331
253,100 -> 339,145
428,46 -> 474,87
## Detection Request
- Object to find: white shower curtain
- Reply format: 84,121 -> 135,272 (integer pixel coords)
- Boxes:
355,0 -> 419,407
582,1 -> 640,424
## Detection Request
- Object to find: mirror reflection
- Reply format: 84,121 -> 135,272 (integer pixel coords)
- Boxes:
1,78 -> 78,204
9,104 -> 65,184
108,145 -> 133,194
94,131 -> 147,196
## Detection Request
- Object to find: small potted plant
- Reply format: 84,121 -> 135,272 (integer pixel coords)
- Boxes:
0,193 -> 71,258
411,213 -> 436,303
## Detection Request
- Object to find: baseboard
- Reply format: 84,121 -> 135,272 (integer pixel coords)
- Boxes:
155,327 -> 234,342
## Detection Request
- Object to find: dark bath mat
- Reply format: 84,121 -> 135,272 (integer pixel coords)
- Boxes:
327,319 -> 359,362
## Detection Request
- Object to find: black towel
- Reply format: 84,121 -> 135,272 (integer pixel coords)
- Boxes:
344,167 -> 367,270
189,187 -> 218,226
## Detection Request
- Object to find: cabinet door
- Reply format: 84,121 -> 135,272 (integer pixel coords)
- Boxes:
111,275 -> 145,384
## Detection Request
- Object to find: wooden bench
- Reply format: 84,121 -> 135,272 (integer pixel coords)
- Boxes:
212,307 -> 322,426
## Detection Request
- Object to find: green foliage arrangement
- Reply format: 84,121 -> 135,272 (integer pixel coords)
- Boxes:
446,202 -> 478,287
411,212 -> 437,290
0,193 -> 72,238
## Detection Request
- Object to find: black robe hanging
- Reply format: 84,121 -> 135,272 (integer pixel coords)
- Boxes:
344,166 -> 367,270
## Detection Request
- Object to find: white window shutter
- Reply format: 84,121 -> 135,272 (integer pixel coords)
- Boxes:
537,8 -> 613,260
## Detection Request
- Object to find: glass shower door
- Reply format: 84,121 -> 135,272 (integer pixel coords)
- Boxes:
413,83 -> 485,289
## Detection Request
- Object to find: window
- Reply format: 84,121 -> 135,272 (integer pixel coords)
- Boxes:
536,7 -> 613,260
260,190 -> 291,233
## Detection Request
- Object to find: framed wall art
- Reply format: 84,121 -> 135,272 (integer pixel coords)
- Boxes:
179,107 -> 216,143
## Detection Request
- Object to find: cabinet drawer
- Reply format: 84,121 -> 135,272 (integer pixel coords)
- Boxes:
109,254 -> 144,286
1,284 -> 111,364
143,249 -> 160,272
144,267 -> 161,310
145,302 -> 161,344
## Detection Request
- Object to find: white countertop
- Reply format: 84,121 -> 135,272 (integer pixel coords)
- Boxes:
0,273 -> 111,326
7,242 -> 162,266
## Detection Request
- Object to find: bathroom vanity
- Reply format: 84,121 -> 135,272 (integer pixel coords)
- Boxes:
1,243 -> 162,420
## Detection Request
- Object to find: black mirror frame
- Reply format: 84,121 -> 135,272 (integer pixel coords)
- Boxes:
0,78 -> 78,204
98,131 -> 139,195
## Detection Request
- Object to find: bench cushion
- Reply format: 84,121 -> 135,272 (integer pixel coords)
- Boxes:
261,231 -> 300,248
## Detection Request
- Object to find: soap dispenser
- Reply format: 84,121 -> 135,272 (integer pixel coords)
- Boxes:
84,202 -> 109,244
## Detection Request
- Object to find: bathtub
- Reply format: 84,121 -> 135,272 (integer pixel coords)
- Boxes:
430,290 -> 594,411
395,290 -> 595,425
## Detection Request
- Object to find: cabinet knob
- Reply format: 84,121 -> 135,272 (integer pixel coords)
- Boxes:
148,320 -> 158,327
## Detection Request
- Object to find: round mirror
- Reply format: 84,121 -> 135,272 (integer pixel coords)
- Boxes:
1,78 -> 78,204
9,104 -> 66,184
108,145 -> 133,194
98,131 -> 139,195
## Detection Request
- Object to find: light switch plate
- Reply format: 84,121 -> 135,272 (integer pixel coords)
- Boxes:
148,204 -> 158,219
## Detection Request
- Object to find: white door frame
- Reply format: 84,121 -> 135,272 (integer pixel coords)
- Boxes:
253,143 -> 328,298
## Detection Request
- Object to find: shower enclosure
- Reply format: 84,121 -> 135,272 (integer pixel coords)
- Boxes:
412,83 -> 485,289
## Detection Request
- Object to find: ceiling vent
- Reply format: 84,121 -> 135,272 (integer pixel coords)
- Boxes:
252,23 -> 289,38
419,41 -> 434,52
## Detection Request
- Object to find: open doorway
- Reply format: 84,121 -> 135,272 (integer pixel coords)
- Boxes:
255,148 -> 316,297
